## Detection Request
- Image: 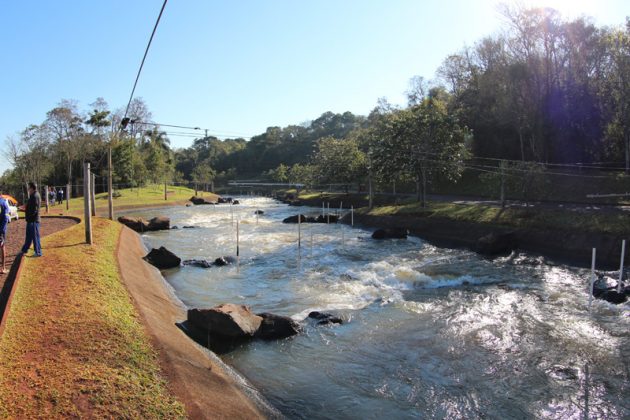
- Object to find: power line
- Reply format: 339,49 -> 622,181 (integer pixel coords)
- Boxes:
121,0 -> 168,124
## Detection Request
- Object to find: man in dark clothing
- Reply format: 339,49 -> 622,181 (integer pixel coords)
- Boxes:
21,182 -> 42,257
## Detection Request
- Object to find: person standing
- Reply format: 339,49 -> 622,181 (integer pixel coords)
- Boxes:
57,188 -> 63,205
21,182 -> 42,257
0,192 -> 9,273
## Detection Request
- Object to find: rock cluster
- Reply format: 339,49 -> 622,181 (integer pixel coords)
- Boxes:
118,216 -> 170,232
189,196 -> 216,205
282,214 -> 339,224
187,304 -> 302,341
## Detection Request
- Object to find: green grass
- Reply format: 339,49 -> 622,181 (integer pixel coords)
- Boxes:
46,184 -> 218,216
0,219 -> 186,418
358,200 -> 630,235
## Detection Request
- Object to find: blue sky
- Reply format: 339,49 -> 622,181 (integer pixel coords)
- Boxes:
0,0 -> 627,173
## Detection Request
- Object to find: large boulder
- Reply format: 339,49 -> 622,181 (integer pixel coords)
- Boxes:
283,214 -> 308,224
475,232 -> 517,256
118,216 -> 148,232
143,246 -> 181,269
255,313 -> 302,339
190,196 -> 216,205
254,210 -> 264,215
232,200 -> 240,205
371,228 -> 408,240
147,216 -> 170,231
187,304 -> 263,338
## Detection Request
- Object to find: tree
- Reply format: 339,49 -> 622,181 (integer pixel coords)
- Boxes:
311,137 -> 366,192
44,100 -> 84,190
372,95 -> 470,206
271,163 -> 289,183
192,160 -> 216,193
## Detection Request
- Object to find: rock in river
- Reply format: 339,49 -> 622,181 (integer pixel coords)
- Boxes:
182,259 -> 214,268
255,313 -> 302,339
475,232 -> 517,256
143,246 -> 181,269
118,215 -> 170,232
214,256 -> 237,266
307,311 -> 343,325
190,196 -> 216,205
371,228 -> 408,240
188,304 -> 263,338
282,214 -> 308,224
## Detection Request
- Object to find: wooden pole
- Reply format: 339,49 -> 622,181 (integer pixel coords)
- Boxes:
108,146 -> 114,220
90,172 -> 96,217
618,240 -> 626,293
66,183 -> 70,211
164,181 -> 167,201
84,162 -> 93,245
44,185 -> 49,214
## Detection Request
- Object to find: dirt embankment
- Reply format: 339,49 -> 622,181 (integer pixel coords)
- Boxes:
277,193 -> 628,270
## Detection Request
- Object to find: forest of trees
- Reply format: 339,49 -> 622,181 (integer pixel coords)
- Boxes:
3,8 -> 630,204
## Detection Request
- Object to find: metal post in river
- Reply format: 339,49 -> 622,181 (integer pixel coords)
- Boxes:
618,240 -> 626,293
589,248 -> 596,310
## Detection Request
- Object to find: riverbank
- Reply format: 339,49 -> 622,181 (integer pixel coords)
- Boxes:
0,219 -> 186,418
278,191 -> 630,269
117,226 -> 272,419
0,213 -> 269,418
41,185 -> 218,218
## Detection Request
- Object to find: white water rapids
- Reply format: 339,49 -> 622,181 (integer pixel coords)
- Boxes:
131,196 -> 630,419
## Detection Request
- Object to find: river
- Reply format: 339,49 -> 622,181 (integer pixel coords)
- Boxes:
130,196 -> 630,419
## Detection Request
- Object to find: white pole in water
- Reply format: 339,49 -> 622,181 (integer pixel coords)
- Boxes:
310,228 -> 313,258
339,202 -> 343,226
236,219 -> 240,272
256,210 -> 259,225
351,205 -> 354,227
589,248 -> 596,310
618,240 -> 626,293
298,214 -> 302,260
231,203 -> 234,227
327,202 -> 330,224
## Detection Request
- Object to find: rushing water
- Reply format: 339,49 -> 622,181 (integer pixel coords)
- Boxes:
131,197 -> 630,419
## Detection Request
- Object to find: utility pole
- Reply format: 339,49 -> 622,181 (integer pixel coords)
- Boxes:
84,162 -> 93,245
44,185 -> 49,214
91,172 -> 96,217
108,146 -> 114,220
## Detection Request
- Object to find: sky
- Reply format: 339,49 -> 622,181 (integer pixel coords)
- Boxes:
0,0 -> 628,173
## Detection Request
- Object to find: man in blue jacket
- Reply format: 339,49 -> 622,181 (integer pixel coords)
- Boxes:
21,182 -> 42,257
0,191 -> 9,273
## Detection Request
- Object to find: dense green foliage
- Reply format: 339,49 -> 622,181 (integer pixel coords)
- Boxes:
3,7 -> 629,204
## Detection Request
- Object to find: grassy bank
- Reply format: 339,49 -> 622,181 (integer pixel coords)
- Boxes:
0,218 -> 186,418
43,185 -> 218,217
357,200 -> 630,236
283,190 -> 630,236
